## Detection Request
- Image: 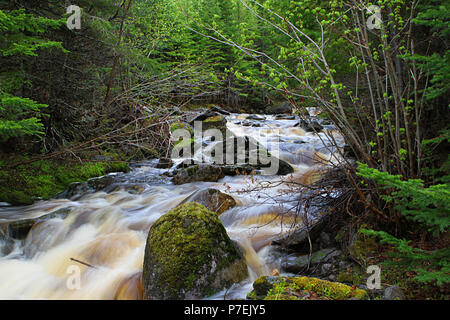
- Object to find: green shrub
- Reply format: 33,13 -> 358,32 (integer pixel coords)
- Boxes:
357,163 -> 450,286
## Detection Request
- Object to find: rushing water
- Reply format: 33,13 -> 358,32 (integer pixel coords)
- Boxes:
0,112 -> 344,300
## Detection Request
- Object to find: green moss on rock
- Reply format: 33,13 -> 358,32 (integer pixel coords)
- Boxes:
0,158 -> 129,205
250,276 -> 368,300
143,202 -> 248,300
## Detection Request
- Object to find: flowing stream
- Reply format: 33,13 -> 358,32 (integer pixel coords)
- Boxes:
0,112 -> 344,300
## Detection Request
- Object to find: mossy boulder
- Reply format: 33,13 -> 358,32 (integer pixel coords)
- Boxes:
181,188 -> 237,215
143,202 -> 248,300
249,276 -> 368,300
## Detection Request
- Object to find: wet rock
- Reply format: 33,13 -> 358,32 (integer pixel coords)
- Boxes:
266,102 -> 292,115
384,285 -> 405,300
189,110 -> 219,124
242,121 -> 261,127
273,215 -> 329,251
297,119 -> 324,133
210,105 -> 231,116
172,135 -> 295,181
246,114 -> 266,121
320,232 -> 332,248
172,164 -> 225,185
249,276 -> 368,300
214,136 -> 294,176
0,229 -> 14,256
156,158 -> 174,169
88,174 -> 124,191
143,202 -> 248,300
55,182 -> 92,200
321,263 -> 333,274
282,248 -> 342,274
274,114 -> 296,120
0,207 -> 72,240
181,188 -> 237,215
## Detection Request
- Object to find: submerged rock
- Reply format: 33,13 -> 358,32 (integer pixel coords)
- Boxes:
0,207 -> 72,240
248,276 -> 368,300
142,202 -> 248,300
181,188 -> 237,215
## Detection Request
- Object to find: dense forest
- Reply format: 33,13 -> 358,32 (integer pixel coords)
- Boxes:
0,0 -> 448,301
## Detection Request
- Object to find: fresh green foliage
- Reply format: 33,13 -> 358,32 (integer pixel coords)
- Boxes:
361,229 -> 450,286
357,163 -> 450,285
357,163 -> 450,234
0,8 -> 64,141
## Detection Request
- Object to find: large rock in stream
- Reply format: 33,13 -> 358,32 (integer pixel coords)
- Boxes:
180,188 -> 237,215
171,135 -> 294,184
142,202 -> 248,300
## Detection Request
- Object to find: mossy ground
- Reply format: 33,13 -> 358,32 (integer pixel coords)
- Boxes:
0,156 -> 129,205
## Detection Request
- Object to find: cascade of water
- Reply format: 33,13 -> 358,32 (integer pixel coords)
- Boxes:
0,112 -> 344,300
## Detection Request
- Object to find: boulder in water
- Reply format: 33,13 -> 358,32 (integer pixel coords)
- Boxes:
172,164 -> 225,185
156,158 -> 174,169
246,114 -> 266,121
142,202 -> 248,300
296,119 -> 324,133
181,188 -> 237,215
